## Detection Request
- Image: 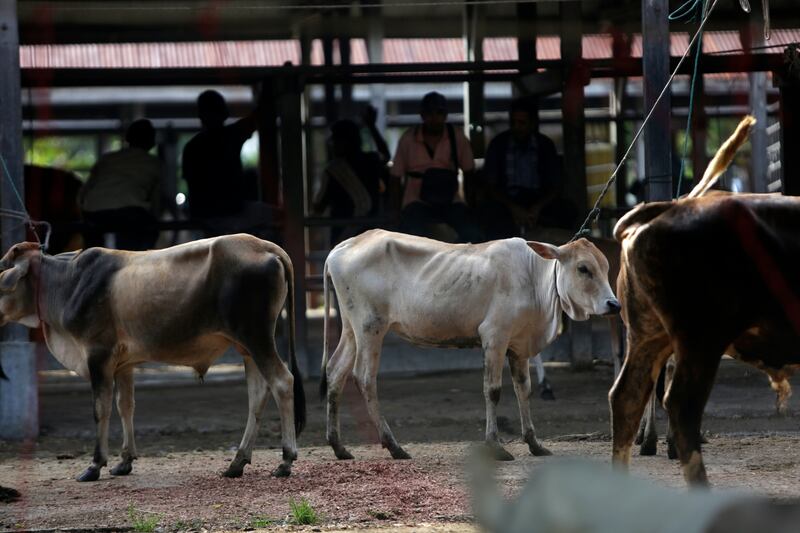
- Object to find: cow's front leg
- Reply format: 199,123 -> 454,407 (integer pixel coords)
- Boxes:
110,366 -> 137,476
481,336 -> 513,461
224,357 -> 270,478
509,355 -> 551,456
78,351 -> 113,482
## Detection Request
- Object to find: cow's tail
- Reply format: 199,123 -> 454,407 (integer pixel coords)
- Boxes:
278,249 -> 306,436
687,115 -> 756,199
319,260 -> 331,401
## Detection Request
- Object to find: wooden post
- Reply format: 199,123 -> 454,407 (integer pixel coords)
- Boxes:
275,73 -> 310,375
560,1 -> 592,370
641,0 -> 672,201
366,4 -> 386,135
0,0 -> 38,440
779,45 -> 800,196
258,78 -> 280,205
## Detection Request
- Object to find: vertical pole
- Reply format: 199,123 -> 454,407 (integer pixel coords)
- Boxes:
560,1 -> 592,370
0,0 -> 38,440
366,1 -> 386,135
779,45 -> 800,196
258,78 -> 281,205
276,73 -> 310,375
463,4 -> 485,159
322,34 -> 337,126
641,0 -> 672,201
742,21 -> 768,192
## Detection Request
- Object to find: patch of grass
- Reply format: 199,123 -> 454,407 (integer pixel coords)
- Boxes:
288,497 -> 319,526
172,518 -> 203,532
250,515 -> 274,528
127,504 -> 161,533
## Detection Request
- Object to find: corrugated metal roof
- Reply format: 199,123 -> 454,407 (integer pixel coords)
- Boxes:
19,30 -> 799,69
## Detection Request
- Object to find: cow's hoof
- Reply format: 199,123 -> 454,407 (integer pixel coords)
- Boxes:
634,429 -> 645,446
540,389 -> 556,401
486,443 -> 514,461
222,464 -> 245,478
639,438 -> 657,456
700,433 -> 709,444
271,463 -> 292,478
389,447 -> 412,460
529,442 -> 553,457
667,440 -> 678,460
76,466 -> 101,482
110,461 -> 133,476
334,447 -> 355,460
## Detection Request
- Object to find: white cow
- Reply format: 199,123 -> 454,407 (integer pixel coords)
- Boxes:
319,229 -> 620,461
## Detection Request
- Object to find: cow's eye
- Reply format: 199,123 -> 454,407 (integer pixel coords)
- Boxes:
578,265 -> 593,278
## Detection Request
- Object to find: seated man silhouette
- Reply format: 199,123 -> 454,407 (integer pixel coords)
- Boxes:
79,119 -> 163,250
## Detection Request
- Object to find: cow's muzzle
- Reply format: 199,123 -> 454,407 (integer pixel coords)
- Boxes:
603,298 -> 622,316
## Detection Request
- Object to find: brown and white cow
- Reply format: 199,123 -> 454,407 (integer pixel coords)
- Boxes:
0,235 -> 305,481
320,229 -> 620,461
610,194 -> 800,485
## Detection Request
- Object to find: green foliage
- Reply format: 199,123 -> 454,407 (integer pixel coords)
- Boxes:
127,504 -> 161,533
288,497 -> 319,526
250,515 -> 274,528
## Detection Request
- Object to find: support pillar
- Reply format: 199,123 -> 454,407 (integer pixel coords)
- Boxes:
0,0 -> 37,440
463,4 -> 485,160
560,1 -> 592,370
742,20 -> 768,192
275,74 -> 310,374
779,45 -> 800,196
641,0 -> 672,201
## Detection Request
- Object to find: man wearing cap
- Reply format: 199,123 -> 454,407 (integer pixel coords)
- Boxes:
390,91 -> 482,243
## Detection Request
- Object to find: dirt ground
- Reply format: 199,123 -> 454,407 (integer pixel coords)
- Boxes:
2,361 -> 800,532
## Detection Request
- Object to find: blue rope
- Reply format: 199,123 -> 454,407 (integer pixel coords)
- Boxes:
0,152 -> 27,214
670,0 -> 708,198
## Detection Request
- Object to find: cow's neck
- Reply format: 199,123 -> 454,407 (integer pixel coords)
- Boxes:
36,253 -> 74,327
528,252 -> 563,340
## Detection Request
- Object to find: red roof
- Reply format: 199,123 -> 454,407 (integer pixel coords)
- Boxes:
20,30 -> 799,69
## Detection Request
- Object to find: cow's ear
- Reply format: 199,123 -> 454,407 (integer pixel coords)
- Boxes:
0,258 -> 30,292
527,241 -> 561,260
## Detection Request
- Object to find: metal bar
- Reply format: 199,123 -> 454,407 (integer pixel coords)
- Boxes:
19,53 -> 786,88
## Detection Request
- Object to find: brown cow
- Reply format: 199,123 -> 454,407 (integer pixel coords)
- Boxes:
0,235 -> 305,481
610,190 -> 800,485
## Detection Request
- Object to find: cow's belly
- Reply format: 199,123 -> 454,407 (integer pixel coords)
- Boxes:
121,332 -> 233,372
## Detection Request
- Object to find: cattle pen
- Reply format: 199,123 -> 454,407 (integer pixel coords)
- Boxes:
3,361 -> 800,531
2,0 -> 800,532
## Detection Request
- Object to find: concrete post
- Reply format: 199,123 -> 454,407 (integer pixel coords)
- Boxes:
0,0 -> 38,440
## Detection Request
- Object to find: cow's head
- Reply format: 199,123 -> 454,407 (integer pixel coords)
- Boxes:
528,238 -> 620,321
0,242 -> 41,328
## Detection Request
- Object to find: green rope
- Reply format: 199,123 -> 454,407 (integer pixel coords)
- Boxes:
671,0 -> 708,198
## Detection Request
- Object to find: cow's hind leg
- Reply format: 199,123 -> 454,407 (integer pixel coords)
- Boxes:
509,355 -> 551,456
665,346 -> 721,486
326,324 -> 357,460
252,339 -> 298,478
531,354 -> 554,400
110,366 -> 137,476
352,327 -> 409,459
224,357 -> 270,478
78,351 -> 113,482
609,336 -> 669,470
639,392 -> 658,456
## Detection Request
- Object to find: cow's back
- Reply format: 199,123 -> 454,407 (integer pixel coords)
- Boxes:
327,230 -> 533,344
623,195 -> 800,366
